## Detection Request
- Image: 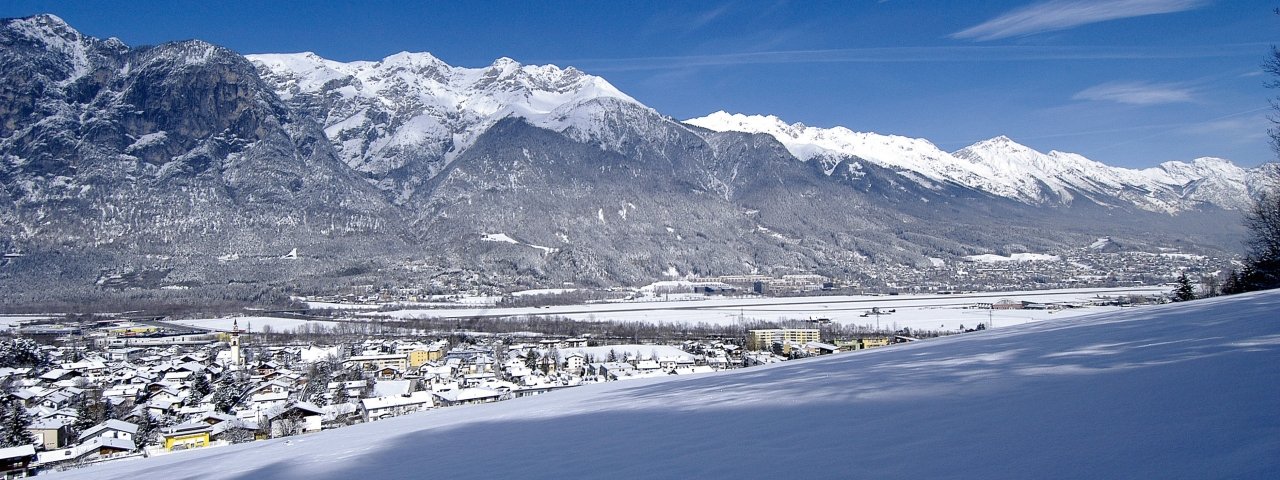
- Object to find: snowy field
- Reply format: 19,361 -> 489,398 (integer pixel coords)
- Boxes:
166,316 -> 340,333
0,315 -> 54,330
49,290 -> 1280,479
375,287 -> 1169,331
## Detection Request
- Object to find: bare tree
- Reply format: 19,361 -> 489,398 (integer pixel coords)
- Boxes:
1226,38 -> 1280,293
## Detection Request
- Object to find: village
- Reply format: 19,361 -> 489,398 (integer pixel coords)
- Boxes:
0,312 -> 918,477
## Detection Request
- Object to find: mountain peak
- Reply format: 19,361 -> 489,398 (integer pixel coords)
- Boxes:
491,56 -> 520,67
3,13 -> 93,84
4,13 -> 79,42
684,111 -> 796,135
963,135 -> 1037,154
6,13 -> 72,31
381,50 -> 446,67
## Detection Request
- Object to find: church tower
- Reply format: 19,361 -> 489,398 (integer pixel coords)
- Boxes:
230,319 -> 244,367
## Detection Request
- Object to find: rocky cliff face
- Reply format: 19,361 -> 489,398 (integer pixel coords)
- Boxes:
0,15 -> 405,299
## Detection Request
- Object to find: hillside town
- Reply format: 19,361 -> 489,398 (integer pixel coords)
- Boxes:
0,311 -> 940,476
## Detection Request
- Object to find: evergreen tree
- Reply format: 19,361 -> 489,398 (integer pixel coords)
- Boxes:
300,359 -> 337,406
211,374 -> 248,413
1173,273 -> 1196,301
0,396 -> 32,448
547,346 -> 561,372
1223,269 -> 1246,295
134,413 -> 157,448
333,384 -> 350,405
188,374 -> 212,405
0,338 -> 50,368
72,387 -> 108,436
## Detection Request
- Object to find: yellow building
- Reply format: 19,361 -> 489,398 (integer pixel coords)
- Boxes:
860,337 -> 891,348
108,325 -> 158,336
407,348 -> 443,368
161,423 -> 213,451
746,329 -> 820,351
837,337 -> 891,351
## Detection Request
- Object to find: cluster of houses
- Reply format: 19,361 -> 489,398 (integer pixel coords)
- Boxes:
0,326 -> 777,476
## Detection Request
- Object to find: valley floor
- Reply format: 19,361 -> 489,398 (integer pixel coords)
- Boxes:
372,286 -> 1171,331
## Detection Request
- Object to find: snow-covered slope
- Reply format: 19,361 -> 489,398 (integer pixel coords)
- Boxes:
685,111 -> 1003,192
51,290 -> 1280,479
687,111 -> 1263,213
247,51 -> 651,196
955,136 -> 1258,212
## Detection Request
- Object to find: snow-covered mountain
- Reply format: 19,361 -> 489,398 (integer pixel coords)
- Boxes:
687,111 -> 1263,213
248,51 -> 652,200
47,290 -> 1280,479
0,14 -> 1265,298
0,14 -> 405,295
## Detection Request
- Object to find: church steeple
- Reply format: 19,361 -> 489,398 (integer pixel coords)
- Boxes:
230,319 -> 244,367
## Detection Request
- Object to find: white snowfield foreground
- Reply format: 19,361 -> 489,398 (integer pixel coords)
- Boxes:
52,290 -> 1280,479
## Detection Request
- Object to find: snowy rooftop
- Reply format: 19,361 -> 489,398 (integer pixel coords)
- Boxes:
45,290 -> 1280,479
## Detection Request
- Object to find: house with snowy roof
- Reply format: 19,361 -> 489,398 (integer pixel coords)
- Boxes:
634,359 -> 662,373
0,445 -> 36,478
564,352 -> 586,374
248,390 -> 289,412
190,412 -> 260,442
146,398 -> 180,418
267,402 -> 325,437
418,364 -> 455,383
78,419 -> 138,445
803,342 -> 841,356
657,356 -> 695,372
28,418 -> 72,450
343,354 -> 407,372
359,391 -> 434,421
160,422 -> 213,451
433,387 -> 503,407
104,347 -> 144,362
37,387 -> 82,409
36,435 -> 135,467
38,369 -> 79,383
35,407 -> 79,424
325,379 -> 369,400
247,378 -> 294,396
586,362 -> 635,380
0,367 -> 32,380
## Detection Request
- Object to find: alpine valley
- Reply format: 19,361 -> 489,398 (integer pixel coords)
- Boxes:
0,15 -> 1272,306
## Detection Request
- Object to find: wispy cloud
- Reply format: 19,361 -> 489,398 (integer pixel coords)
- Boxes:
639,3 -> 733,38
687,5 -> 731,32
1072,81 -> 1195,105
553,43 -> 1265,73
952,0 -> 1208,41
1179,114 -> 1270,140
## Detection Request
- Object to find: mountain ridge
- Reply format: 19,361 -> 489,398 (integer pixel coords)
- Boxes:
686,110 -> 1264,213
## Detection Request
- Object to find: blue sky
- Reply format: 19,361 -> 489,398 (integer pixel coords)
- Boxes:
2,0 -> 1275,168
